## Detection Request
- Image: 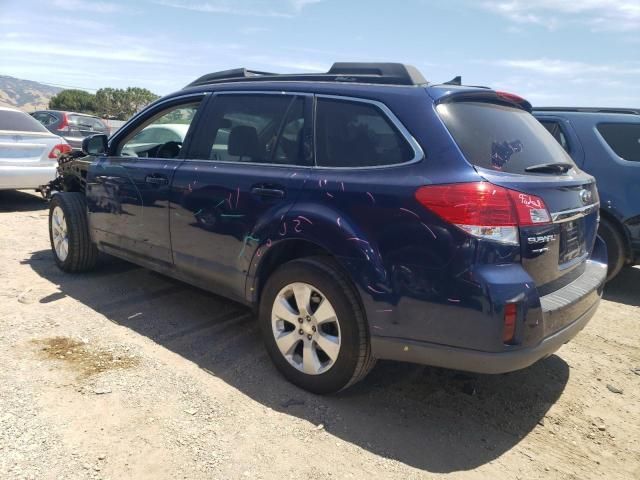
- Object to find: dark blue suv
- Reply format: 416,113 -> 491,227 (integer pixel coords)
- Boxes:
47,63 -> 607,393
534,108 -> 640,280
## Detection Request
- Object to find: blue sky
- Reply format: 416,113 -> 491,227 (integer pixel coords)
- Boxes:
1,0 -> 639,106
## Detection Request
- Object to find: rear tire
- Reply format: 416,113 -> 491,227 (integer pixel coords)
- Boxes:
49,193 -> 98,272
259,256 -> 375,394
598,217 -> 626,282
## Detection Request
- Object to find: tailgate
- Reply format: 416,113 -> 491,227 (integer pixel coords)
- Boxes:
485,172 -> 599,292
0,132 -> 55,165
436,98 -> 600,292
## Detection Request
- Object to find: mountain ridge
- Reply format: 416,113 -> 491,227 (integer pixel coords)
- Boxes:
0,75 -> 63,111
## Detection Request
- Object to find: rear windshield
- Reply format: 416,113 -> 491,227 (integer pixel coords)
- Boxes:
597,123 -> 640,162
0,109 -> 49,133
437,101 -> 575,174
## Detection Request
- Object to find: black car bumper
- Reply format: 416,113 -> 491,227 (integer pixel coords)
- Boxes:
371,260 -> 606,374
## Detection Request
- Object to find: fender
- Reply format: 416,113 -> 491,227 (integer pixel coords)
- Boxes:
244,201 -> 390,305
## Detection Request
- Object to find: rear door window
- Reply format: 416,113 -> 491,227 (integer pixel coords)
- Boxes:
198,94 -> 306,165
437,101 -> 575,174
315,97 -> 413,167
597,123 -> 640,162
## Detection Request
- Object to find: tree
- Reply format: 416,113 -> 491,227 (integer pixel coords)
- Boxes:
49,89 -> 96,113
94,87 -> 159,120
48,87 -> 160,120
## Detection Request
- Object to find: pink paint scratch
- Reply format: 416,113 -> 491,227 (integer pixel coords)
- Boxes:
236,187 -> 240,208
336,217 -> 341,227
366,192 -> 375,204
279,223 -> 287,236
340,181 -> 345,191
367,285 -> 385,294
447,298 -> 461,303
326,192 -> 334,198
226,192 -> 233,208
298,216 -> 313,225
420,222 -> 437,239
347,237 -> 370,244
400,207 -> 419,218
293,219 -> 302,233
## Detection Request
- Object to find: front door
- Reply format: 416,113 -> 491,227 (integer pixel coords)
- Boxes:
170,92 -> 312,300
86,94 -> 206,264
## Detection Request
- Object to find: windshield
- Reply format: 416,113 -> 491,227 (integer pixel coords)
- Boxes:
437,101 -> 575,174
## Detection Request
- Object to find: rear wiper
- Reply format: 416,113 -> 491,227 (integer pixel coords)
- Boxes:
524,162 -> 574,174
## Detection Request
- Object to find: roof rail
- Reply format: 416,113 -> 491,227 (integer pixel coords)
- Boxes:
533,107 -> 640,115
184,62 -> 428,88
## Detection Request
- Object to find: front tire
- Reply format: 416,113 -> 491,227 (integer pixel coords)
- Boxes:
259,257 -> 375,394
598,217 -> 626,282
49,193 -> 98,272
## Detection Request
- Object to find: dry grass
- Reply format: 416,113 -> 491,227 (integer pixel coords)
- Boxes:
33,336 -> 139,377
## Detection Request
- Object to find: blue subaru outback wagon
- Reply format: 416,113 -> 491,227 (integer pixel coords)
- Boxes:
47,63 -> 607,393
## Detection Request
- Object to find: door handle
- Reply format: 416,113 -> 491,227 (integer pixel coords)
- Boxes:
251,187 -> 285,198
145,175 -> 168,185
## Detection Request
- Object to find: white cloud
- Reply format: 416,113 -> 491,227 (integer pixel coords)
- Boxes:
491,58 -> 640,77
52,0 -> 122,14
152,0 -> 321,18
481,0 -> 640,31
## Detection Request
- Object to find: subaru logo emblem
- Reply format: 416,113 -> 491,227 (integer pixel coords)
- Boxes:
580,189 -> 592,205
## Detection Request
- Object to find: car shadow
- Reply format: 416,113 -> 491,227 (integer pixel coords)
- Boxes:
604,266 -> 640,308
26,250 -> 569,473
0,190 -> 47,212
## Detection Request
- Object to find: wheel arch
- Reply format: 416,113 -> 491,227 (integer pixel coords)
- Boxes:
245,211 -> 390,311
600,208 -> 632,263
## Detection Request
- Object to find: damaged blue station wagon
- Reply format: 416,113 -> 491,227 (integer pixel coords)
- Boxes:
47,63 -> 607,393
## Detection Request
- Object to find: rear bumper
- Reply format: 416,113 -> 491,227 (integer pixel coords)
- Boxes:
0,165 -> 57,190
371,259 -> 606,374
372,296 -> 599,374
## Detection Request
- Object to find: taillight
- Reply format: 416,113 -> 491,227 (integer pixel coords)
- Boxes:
58,113 -> 70,132
503,303 -> 517,344
415,182 -> 550,245
48,143 -> 72,158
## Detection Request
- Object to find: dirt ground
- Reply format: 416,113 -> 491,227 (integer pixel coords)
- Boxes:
1,189 -> 639,480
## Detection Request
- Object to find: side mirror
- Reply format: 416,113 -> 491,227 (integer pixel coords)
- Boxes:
82,134 -> 108,155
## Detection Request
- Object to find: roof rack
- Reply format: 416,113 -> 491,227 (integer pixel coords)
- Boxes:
534,107 -> 640,115
185,62 -> 428,88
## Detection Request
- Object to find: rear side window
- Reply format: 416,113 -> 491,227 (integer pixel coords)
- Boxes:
0,109 -> 49,133
540,120 -> 570,153
32,112 -> 57,127
315,98 -> 413,167
437,102 -> 575,174
597,123 -> 640,162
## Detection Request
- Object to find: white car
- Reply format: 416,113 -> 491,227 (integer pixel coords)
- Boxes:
0,106 -> 71,190
120,123 -> 189,157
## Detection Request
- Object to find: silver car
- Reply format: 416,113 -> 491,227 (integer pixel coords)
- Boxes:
0,107 -> 71,190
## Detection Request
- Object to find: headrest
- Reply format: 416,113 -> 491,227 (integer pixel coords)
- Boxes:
228,125 -> 264,160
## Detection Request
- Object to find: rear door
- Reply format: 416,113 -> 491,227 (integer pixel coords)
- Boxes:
86,94 -> 207,264
437,100 -> 599,292
169,92 -> 312,300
